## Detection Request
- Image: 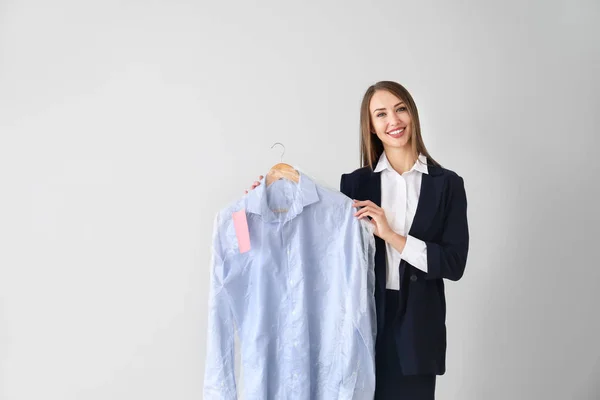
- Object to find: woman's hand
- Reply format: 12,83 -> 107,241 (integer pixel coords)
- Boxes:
352,199 -> 394,241
244,175 -> 263,194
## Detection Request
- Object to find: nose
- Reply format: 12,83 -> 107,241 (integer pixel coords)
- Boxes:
389,112 -> 401,126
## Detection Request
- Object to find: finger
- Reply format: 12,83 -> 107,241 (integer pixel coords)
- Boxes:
353,201 -> 369,209
353,199 -> 376,208
359,210 -> 385,225
358,210 -> 378,226
354,206 -> 373,217
357,210 -> 375,220
357,208 -> 379,220
368,218 -> 378,228
358,203 -> 383,217
355,205 -> 382,218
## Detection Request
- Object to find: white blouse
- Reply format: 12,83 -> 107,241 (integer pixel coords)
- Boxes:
374,152 -> 429,291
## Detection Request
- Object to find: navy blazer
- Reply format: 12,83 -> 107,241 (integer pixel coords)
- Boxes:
340,161 -> 469,376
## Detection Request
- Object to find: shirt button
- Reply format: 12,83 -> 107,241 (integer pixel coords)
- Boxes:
410,274 -> 417,282
294,341 -> 298,347
287,249 -> 290,255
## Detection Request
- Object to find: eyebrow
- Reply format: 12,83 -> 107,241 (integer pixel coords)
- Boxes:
372,102 -> 405,114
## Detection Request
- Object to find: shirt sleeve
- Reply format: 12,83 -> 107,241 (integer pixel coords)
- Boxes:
400,235 -> 428,273
338,207 -> 377,400
203,213 -> 238,400
423,175 -> 469,281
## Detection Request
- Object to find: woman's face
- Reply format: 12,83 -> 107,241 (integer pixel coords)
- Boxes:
369,90 -> 412,149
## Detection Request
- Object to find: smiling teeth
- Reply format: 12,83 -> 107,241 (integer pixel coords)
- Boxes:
389,128 -> 404,134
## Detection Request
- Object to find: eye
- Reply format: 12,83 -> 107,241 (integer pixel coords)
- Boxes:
376,112 -> 386,118
396,107 -> 406,112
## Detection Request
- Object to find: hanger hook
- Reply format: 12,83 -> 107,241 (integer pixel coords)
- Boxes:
271,142 -> 285,162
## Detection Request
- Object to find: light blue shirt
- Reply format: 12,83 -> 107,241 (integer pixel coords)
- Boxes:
203,171 -> 376,400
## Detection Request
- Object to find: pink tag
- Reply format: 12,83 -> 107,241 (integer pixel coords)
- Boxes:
232,209 -> 251,253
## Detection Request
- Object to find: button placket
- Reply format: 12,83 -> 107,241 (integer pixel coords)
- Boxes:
398,174 -> 407,236
285,220 -> 300,388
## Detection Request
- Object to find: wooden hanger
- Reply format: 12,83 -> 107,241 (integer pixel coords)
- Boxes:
265,142 -> 299,187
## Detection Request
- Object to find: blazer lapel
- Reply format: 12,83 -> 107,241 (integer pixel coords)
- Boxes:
396,164 -> 443,318
408,164 -> 443,239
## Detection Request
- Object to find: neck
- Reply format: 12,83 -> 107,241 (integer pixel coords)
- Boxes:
384,145 -> 418,175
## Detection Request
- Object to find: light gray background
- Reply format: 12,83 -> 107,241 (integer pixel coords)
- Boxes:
1,0 -> 598,399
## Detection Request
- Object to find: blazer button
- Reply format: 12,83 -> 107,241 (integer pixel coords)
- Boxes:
410,274 -> 417,282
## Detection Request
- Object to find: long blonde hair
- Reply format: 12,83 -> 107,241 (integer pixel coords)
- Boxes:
359,81 -> 441,170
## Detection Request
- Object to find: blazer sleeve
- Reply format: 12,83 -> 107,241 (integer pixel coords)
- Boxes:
340,173 -> 354,199
425,174 -> 469,281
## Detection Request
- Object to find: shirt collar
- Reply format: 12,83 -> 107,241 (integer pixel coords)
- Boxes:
246,170 -> 319,223
373,152 -> 429,175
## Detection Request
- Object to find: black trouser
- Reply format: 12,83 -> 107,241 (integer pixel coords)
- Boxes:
374,289 -> 436,400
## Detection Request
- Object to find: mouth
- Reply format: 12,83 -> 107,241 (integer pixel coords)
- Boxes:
386,127 -> 406,138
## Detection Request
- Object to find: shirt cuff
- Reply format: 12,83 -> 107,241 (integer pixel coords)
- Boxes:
400,235 -> 428,273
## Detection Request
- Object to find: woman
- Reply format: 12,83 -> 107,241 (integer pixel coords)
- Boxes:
246,81 -> 469,400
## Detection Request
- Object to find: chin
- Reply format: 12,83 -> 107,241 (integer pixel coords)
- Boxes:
384,137 -> 411,148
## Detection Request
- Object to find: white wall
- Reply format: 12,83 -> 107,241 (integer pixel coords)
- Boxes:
1,0 -> 598,399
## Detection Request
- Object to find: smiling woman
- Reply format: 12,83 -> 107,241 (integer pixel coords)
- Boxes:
340,81 -> 468,400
